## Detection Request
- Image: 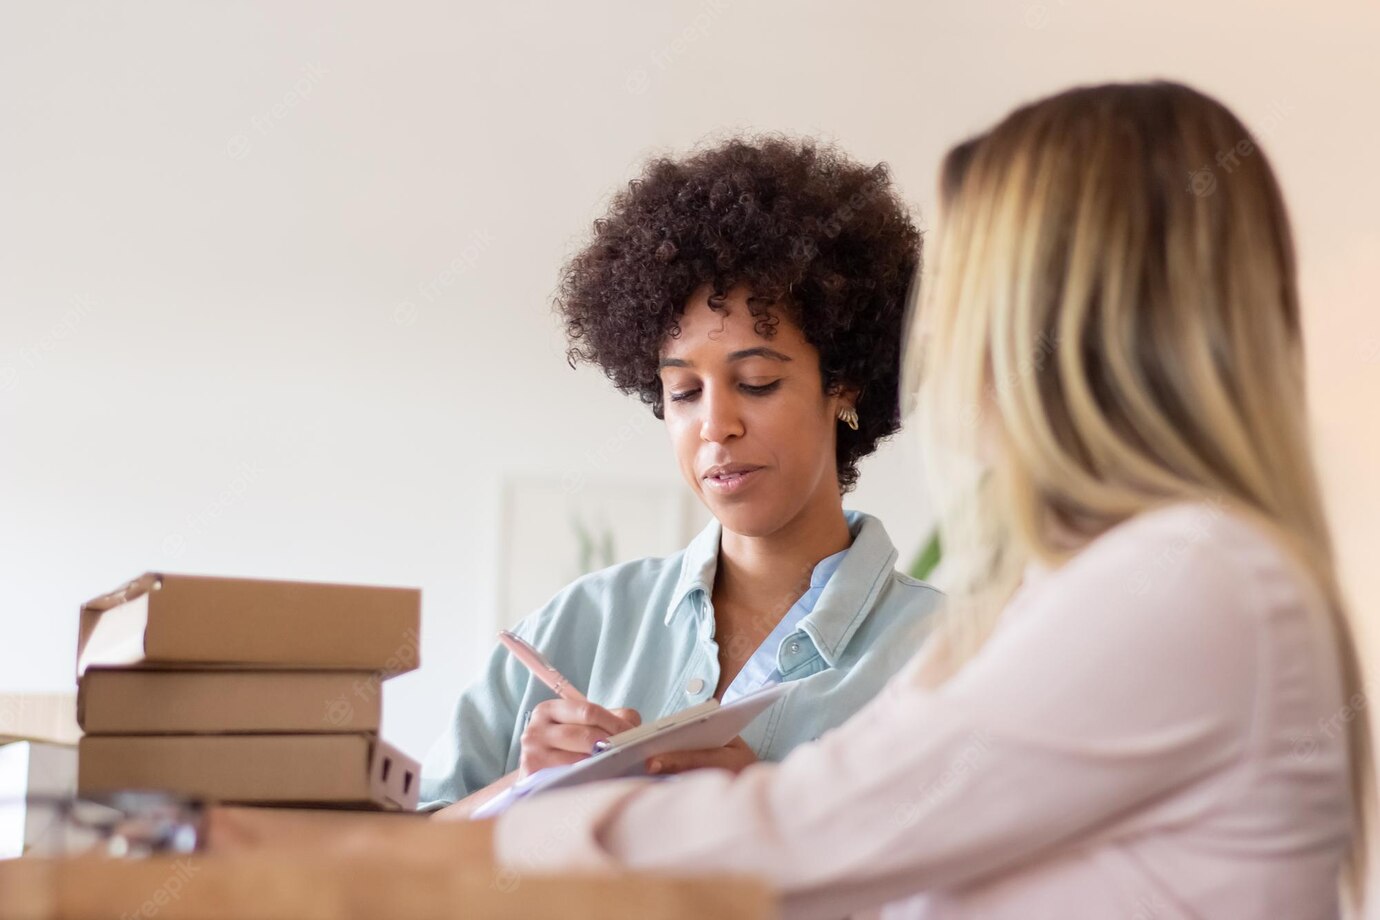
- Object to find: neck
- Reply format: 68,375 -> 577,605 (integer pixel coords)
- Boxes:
715,493 -> 852,614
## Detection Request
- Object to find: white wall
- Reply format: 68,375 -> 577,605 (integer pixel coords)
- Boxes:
2,4 -> 1376,888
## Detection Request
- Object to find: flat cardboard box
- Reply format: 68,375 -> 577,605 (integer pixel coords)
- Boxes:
0,741 -> 86,858
78,670 -> 382,734
0,693 -> 80,746
76,573 -> 420,675
77,734 -> 420,810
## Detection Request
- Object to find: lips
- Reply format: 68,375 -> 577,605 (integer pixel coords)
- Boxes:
701,463 -> 766,496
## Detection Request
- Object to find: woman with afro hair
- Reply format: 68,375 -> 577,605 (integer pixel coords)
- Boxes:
421,136 -> 943,816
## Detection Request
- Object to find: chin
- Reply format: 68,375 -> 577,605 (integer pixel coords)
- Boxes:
705,497 -> 796,539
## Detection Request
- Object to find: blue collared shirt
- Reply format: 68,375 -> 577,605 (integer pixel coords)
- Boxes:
720,546 -> 848,703
419,510 -> 942,809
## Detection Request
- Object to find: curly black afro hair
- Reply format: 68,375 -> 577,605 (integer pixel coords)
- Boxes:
558,135 -> 921,493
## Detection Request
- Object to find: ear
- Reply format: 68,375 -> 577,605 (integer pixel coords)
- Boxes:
829,385 -> 860,412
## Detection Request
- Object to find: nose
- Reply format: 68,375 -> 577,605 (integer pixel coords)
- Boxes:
699,384 -> 745,444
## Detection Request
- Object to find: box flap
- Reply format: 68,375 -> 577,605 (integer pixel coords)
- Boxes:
76,575 -> 162,676
80,574 -> 162,614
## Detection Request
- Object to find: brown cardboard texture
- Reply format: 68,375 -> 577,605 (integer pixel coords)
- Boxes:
78,670 -> 383,734
77,573 -> 419,675
77,734 -> 420,810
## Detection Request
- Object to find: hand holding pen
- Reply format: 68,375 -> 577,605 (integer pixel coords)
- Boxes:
496,630 -> 642,776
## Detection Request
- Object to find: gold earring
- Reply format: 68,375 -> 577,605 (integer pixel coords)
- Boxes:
837,406 -> 859,431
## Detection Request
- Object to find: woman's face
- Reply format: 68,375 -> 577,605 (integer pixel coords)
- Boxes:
658,286 -> 851,538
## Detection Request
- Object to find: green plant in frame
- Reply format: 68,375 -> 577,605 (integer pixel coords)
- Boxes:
571,512 -> 617,576
909,529 -> 942,581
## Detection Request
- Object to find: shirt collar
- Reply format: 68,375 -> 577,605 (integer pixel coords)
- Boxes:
797,510 -> 899,667
808,545 -> 848,590
664,516 -> 723,625
663,510 -> 901,668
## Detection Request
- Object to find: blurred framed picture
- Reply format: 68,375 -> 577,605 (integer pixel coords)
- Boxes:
497,476 -> 710,629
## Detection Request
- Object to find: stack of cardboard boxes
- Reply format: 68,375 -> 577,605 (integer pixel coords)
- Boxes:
74,573 -> 422,810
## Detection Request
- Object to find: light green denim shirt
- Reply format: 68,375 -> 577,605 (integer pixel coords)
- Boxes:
418,510 -> 941,809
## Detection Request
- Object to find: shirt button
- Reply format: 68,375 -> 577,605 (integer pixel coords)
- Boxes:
787,641 -> 801,655
686,677 -> 705,695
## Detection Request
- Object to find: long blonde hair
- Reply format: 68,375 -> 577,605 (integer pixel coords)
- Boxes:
913,81 -> 1372,906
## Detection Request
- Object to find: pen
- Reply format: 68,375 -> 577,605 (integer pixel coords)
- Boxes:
496,629 -> 588,703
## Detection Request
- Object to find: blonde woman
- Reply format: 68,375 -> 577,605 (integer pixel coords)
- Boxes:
476,82 -> 1373,918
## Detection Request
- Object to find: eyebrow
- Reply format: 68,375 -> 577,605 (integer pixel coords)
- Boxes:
658,347 -> 794,369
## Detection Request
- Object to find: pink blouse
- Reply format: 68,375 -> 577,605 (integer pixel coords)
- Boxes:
494,504 -> 1356,919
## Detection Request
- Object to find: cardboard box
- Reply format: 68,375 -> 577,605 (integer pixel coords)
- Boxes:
77,734 -> 420,810
78,670 -> 382,735
76,573 -> 420,675
0,741 -> 83,858
0,693 -> 80,746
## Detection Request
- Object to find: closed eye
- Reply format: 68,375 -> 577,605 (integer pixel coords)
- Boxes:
666,380 -> 781,402
740,381 -> 782,395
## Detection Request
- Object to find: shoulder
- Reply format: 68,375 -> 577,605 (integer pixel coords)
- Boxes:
514,547 -> 693,640
1027,501 -> 1329,674
564,550 -> 688,598
1067,501 -> 1315,606
875,570 -> 945,626
847,509 -> 946,610
890,570 -> 944,597
829,512 -> 945,653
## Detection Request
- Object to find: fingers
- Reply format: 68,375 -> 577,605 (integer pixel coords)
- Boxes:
646,748 -> 726,775
520,699 -> 644,776
529,699 -> 638,736
538,721 -> 618,755
647,736 -> 757,776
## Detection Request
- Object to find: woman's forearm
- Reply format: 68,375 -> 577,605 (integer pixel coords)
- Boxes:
433,769 -> 519,820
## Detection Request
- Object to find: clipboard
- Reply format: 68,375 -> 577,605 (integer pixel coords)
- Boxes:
470,682 -> 792,818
